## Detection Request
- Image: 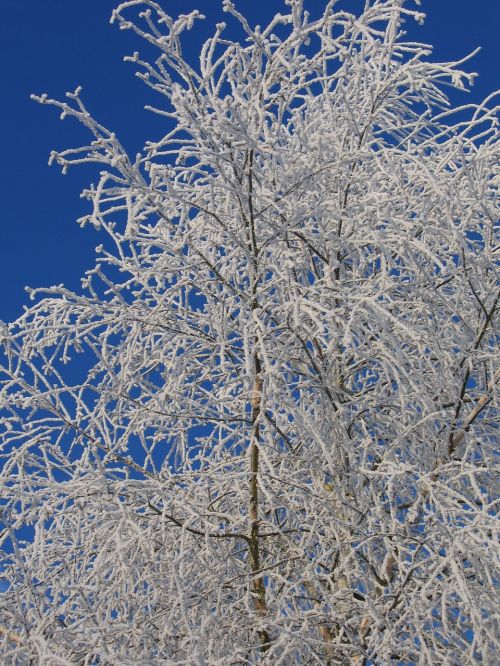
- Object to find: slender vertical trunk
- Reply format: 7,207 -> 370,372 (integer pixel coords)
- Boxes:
248,350 -> 270,651
303,580 -> 335,665
245,148 -> 270,653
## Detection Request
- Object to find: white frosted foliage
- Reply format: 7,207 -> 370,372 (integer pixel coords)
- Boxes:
0,1 -> 498,664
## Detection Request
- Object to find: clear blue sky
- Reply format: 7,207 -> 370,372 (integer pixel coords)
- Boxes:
0,0 -> 498,323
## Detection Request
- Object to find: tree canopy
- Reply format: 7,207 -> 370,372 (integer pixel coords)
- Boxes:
0,1 -> 498,663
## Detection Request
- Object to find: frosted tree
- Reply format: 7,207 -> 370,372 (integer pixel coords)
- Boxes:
0,0 -> 498,663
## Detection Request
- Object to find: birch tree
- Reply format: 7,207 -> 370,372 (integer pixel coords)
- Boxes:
0,1 -> 498,663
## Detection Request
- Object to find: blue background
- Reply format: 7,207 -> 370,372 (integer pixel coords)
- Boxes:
0,0 -> 498,323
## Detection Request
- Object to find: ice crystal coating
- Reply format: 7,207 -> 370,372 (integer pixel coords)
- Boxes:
1,1 -> 498,663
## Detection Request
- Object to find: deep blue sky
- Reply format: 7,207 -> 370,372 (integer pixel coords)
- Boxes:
0,0 -> 498,323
